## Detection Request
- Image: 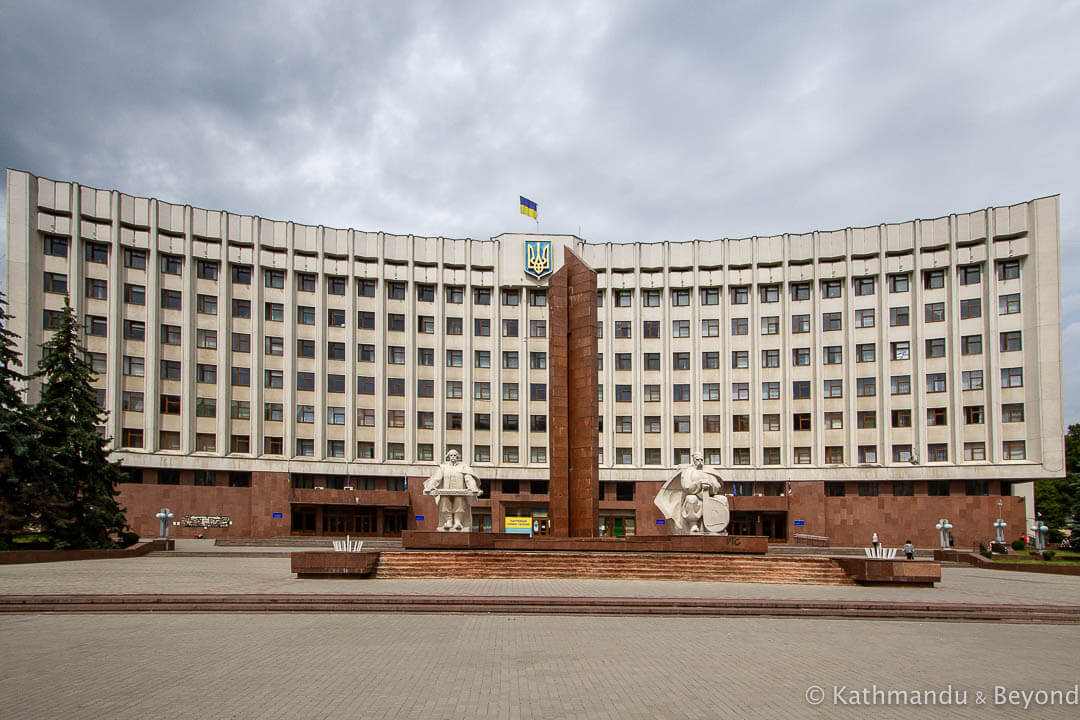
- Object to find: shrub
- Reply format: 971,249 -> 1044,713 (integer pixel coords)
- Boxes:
981,549 -> 993,559
1048,529 -> 1065,544
1011,539 -> 1026,551
119,531 -> 140,548
1042,550 -> 1056,561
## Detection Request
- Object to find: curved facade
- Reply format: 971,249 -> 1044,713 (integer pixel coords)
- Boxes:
4,169 -> 1063,543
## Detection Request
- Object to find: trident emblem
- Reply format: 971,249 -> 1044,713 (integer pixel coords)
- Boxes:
525,240 -> 551,279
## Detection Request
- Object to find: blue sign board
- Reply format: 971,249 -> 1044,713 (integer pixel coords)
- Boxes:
794,520 -> 805,526
272,512 -> 283,519
415,516 -> 424,522
656,519 -> 665,525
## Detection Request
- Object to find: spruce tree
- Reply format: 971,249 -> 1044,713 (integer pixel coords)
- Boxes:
0,291 -> 45,547
35,296 -> 127,548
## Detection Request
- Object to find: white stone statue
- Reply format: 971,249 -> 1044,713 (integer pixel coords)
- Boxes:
653,453 -> 730,534
423,450 -> 482,532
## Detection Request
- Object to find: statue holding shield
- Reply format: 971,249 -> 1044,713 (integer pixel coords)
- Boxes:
653,452 -> 730,534
423,450 -> 482,532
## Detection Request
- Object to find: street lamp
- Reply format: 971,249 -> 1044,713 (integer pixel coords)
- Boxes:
155,507 -> 175,539
1030,513 -> 1049,551
993,499 -> 1008,545
935,518 -> 953,550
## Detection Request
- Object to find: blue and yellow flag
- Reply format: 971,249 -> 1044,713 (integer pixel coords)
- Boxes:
520,196 -> 537,219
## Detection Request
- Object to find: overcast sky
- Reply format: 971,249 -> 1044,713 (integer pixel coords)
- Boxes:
1,0 -> 1079,420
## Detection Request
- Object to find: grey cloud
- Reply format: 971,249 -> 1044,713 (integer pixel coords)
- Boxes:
2,0 -> 1080,418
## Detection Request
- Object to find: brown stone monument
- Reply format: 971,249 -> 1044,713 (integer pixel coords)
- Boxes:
547,247 -> 600,537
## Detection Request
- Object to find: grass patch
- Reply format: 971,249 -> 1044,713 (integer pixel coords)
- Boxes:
990,548 -> 1080,563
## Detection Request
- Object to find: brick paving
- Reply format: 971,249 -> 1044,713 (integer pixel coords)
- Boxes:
1,554 -> 1079,605
1,613 -> 1077,719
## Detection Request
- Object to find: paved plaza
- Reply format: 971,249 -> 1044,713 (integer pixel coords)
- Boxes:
2,613 -> 1078,720
2,552 -> 1079,719
2,551 -> 1080,605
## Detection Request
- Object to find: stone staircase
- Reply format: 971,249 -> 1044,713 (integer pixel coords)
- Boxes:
374,551 -> 855,585
215,536 -> 405,551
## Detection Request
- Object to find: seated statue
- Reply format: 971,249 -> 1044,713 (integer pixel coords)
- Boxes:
653,452 -> 730,534
423,450 -> 482,532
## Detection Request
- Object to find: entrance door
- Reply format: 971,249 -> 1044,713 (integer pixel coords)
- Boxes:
535,518 -> 551,536
382,510 -> 406,535
353,508 -> 376,534
760,513 -> 788,541
291,507 -> 316,535
324,508 -> 348,535
612,517 -> 625,537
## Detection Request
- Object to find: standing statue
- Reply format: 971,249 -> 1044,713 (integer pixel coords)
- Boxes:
653,453 -> 730,534
423,450 -> 482,532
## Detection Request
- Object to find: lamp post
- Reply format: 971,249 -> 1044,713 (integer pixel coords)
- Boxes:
155,508 -> 175,539
1030,514 -> 1049,551
935,518 -> 953,550
993,499 -> 1007,545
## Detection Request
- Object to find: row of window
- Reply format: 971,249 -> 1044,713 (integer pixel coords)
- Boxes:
117,469 -> 253,486
825,480 -> 1001,497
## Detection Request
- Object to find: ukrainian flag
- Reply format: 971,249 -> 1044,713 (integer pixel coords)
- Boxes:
520,196 -> 537,219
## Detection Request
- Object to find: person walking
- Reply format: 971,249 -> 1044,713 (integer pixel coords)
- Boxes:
872,532 -> 880,552
903,539 -> 915,560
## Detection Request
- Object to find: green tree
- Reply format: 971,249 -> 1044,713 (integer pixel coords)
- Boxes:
34,296 -> 127,548
1067,424 -> 1080,537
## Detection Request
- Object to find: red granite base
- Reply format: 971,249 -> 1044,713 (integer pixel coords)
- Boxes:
291,551 -> 380,578
832,558 -> 942,586
401,531 -> 768,554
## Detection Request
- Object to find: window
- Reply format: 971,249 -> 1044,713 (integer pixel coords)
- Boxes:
352,278 -> 375,297
960,298 -> 981,319
43,309 -> 64,330
999,293 -> 1021,315
853,277 -> 875,296
794,447 -> 812,464
263,336 -> 284,356
383,282 -> 405,300
43,235 -> 69,257
295,405 -> 315,424
326,276 -> 346,295
122,319 -> 145,341
891,409 -> 911,427
963,405 -> 984,424
822,312 -> 841,331
925,302 -> 945,323
230,264 -> 252,285
823,346 -> 842,365
160,324 -> 183,345
926,373 -> 946,393
413,410 -> 430,429
416,379 -> 434,398
1001,367 -> 1023,388
529,289 -> 547,307
530,446 -> 547,463
292,371 -> 313,391
643,320 -> 660,338
1002,403 -> 1025,423
196,363 -> 216,384
701,287 -> 720,305
761,349 -> 779,368
387,346 -> 406,365
793,413 -> 811,431
123,391 -> 145,412
703,415 -> 722,433
612,353 -> 632,372
892,481 -> 914,496
857,411 -> 876,429
959,265 -> 981,285
357,442 -> 374,459
823,379 -> 843,398
264,402 -> 283,421
761,382 -> 779,400
122,248 -> 147,270
160,360 -> 181,380
961,335 -> 983,355
672,320 -> 689,337
824,446 -> 844,464
327,308 -> 345,327
382,377 -> 403,396
503,383 -> 519,400
642,416 -> 660,433
160,289 -> 182,310
761,414 -> 780,432
962,370 -> 983,390
230,400 -> 250,420
854,308 -> 875,328
1000,331 -> 1022,352
891,342 -> 910,361
730,383 -> 747,401
927,443 -> 948,462
124,284 -> 145,305
997,260 -> 1020,281
964,443 -> 986,461
792,381 -> 810,399
858,480 -> 878,495
474,318 -> 491,337
615,385 -> 632,402
701,352 -> 719,370
231,298 -> 250,318
264,269 -> 285,289
732,318 -> 749,335
230,366 -> 250,387
732,448 -> 750,465
328,407 -> 346,425
790,282 -> 811,301
194,259 -> 217,280
473,350 -> 491,368
759,285 -> 779,303
232,332 -> 250,353
121,428 -> 143,448
356,310 -> 374,329
290,272 -> 315,293
731,351 -> 748,369
923,269 -> 945,289
43,272 -> 68,294
856,377 -> 876,397
927,407 -> 947,426
892,445 -> 913,463
1003,440 -> 1026,460
889,306 -> 909,327
792,348 -> 810,366
821,280 -> 842,298
264,302 -> 284,322
761,316 -> 779,335
160,254 -> 183,276
730,286 -> 749,304
643,385 -> 660,402
530,383 -> 547,401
